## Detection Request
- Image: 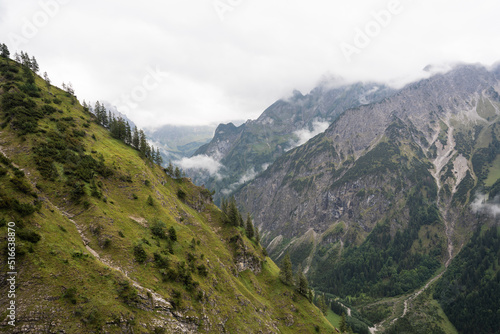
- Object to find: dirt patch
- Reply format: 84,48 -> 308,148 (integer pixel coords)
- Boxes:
129,215 -> 148,227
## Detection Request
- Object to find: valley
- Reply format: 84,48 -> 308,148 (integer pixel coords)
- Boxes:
195,63 -> 500,333
0,44 -> 498,333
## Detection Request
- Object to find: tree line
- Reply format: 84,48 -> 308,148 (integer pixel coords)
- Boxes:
84,101 -> 163,165
1,41 -> 167,168
220,196 -> 260,243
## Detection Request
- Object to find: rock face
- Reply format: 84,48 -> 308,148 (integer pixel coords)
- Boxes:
235,64 -> 500,300
191,82 -> 395,199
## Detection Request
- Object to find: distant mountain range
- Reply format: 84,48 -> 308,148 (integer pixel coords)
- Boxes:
187,63 -> 500,333
234,63 -> 500,333
190,81 -> 396,199
144,124 -> 216,161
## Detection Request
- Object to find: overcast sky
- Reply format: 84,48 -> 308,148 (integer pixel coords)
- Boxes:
1,0 -> 499,127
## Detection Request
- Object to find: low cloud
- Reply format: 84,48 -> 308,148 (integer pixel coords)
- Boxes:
176,155 -> 224,178
471,193 -> 500,218
222,168 -> 259,195
289,120 -> 330,150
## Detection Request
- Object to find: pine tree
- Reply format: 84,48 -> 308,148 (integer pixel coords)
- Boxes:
145,143 -> 152,160
139,129 -> 148,155
125,122 -> 132,145
174,166 -> 181,179
316,294 -> 327,315
43,72 -> 51,91
132,126 -> 139,149
168,226 -> 177,241
30,56 -> 39,72
255,226 -> 261,244
14,52 -> 20,62
166,161 -> 174,176
296,264 -> 309,296
227,197 -> 239,226
220,197 -> 228,215
101,103 -> 107,126
20,51 -> 31,67
94,101 -> 103,124
108,111 -> 113,128
238,211 -> 244,227
0,43 -> 10,58
245,213 -> 255,239
339,313 -> 348,333
279,252 -> 294,286
155,147 -> 163,165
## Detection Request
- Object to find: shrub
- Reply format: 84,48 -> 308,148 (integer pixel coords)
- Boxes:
154,252 -> 170,269
171,289 -> 182,310
167,240 -> 174,254
151,220 -> 167,239
0,194 -> 37,216
71,181 -> 86,200
10,176 -> 31,193
168,226 -> 177,241
41,104 -> 57,115
146,195 -> 154,206
17,229 -> 41,243
177,188 -> 187,200
103,238 -> 111,248
62,287 -> 77,304
133,244 -> 147,263
197,264 -> 208,277
72,129 -> 85,137
13,168 -> 24,178
117,280 -> 138,305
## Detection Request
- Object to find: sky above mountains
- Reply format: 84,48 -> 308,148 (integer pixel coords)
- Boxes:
1,0 -> 499,127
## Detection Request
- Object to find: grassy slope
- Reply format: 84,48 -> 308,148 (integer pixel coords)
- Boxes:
0,57 -> 335,333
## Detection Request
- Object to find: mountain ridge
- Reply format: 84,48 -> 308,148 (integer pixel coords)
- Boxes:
191,81 -> 396,198
234,63 -> 500,333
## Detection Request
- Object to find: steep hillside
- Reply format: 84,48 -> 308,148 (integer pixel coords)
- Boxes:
236,64 -> 500,333
191,82 -> 395,199
0,56 -> 335,333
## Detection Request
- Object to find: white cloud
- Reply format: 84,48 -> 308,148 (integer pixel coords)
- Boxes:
176,155 -> 224,178
289,121 -> 330,150
1,0 -> 499,127
222,168 -> 259,195
471,193 -> 500,218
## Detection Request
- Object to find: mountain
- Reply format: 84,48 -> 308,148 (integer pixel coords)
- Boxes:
235,64 -> 500,333
191,82 -> 396,199
145,124 -> 216,162
0,55 -> 335,333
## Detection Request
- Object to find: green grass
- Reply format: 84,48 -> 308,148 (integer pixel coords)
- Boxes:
326,309 -> 342,328
484,154 -> 500,187
0,57 -> 336,333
